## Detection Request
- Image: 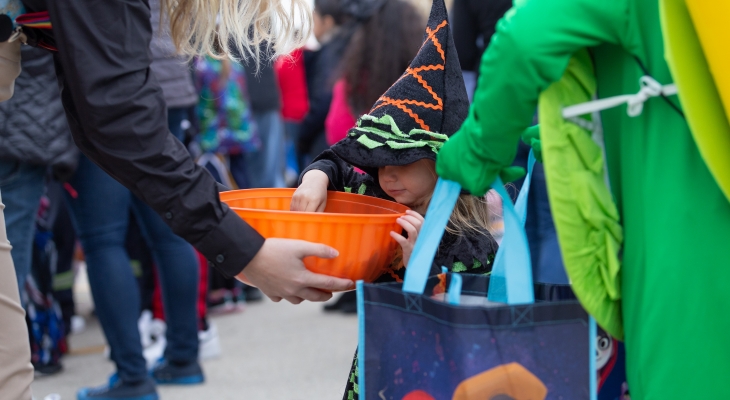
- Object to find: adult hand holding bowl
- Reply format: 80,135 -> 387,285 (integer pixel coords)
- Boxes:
239,238 -> 352,304
221,187 -> 408,284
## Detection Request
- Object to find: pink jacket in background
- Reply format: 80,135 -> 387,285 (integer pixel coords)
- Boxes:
325,79 -> 357,146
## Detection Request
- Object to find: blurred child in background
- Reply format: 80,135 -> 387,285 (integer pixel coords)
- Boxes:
325,0 -> 423,146
297,0 -> 355,169
275,47 -> 309,187
194,39 -> 264,310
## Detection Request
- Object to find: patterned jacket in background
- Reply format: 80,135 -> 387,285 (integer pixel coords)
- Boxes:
194,57 -> 260,155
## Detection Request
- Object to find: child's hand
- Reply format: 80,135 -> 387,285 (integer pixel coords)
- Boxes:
291,170 -> 330,212
390,210 -> 425,267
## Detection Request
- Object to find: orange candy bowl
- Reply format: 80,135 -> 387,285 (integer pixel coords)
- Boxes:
220,189 -> 409,282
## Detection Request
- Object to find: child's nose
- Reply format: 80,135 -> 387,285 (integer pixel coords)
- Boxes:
380,168 -> 397,181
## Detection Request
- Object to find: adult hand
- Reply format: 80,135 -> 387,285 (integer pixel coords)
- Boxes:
237,238 -> 353,304
390,210 -> 424,267
290,170 -> 329,212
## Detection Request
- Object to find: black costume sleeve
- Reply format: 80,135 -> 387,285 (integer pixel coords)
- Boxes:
299,149 -> 391,199
42,0 -> 264,277
433,229 -> 498,274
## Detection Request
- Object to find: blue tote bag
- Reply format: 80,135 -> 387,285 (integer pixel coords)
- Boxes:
356,153 -> 597,400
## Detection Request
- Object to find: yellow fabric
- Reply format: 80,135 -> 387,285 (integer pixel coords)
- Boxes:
686,0 -> 730,118
538,49 -> 624,339
661,0 -> 730,203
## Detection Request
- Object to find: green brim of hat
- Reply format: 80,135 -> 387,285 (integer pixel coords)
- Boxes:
331,114 -> 448,175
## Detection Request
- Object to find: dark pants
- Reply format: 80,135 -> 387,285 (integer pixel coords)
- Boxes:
512,143 -> 568,284
50,194 -> 77,336
524,162 -> 568,284
230,110 -> 286,189
64,155 -> 199,383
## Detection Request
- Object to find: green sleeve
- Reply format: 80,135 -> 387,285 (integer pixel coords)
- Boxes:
436,0 -> 630,195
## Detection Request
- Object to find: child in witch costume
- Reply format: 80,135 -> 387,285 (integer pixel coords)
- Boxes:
292,1 -> 497,397
293,0 -> 495,280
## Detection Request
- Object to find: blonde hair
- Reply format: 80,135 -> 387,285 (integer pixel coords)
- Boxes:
447,195 -> 493,236
163,0 -> 311,64
423,160 -> 493,236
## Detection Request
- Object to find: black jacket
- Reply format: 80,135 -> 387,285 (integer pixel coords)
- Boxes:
301,149 -> 499,279
298,30 -> 352,154
242,50 -> 281,113
0,45 -> 77,181
21,0 -> 264,277
451,0 -> 512,73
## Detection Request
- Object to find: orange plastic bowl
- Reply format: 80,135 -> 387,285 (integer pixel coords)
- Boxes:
220,188 -> 409,282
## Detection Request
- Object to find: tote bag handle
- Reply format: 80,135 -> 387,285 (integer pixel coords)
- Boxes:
488,151 -> 536,303
403,151 -> 536,305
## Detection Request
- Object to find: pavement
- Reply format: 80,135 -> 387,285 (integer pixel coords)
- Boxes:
31,265 -> 358,400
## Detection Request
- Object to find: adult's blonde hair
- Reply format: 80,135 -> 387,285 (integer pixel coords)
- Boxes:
163,0 -> 311,63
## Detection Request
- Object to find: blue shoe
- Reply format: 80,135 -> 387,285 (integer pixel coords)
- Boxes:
150,358 -> 205,385
77,374 -> 158,400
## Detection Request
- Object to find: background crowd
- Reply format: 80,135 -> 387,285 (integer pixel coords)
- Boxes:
0,0 -> 563,397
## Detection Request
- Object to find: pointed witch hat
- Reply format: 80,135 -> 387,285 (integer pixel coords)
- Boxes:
331,0 -> 468,177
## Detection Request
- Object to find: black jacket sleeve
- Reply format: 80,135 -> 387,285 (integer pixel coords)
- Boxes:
297,32 -> 351,154
42,0 -> 264,277
299,149 -> 391,199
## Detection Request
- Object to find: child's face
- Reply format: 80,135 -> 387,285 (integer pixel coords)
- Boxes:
312,10 -> 336,43
378,159 -> 438,214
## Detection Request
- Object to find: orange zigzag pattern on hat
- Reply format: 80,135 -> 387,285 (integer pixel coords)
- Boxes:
374,98 -> 431,130
424,21 -> 447,62
386,64 -> 446,104
371,19 -> 448,132
372,97 -> 443,111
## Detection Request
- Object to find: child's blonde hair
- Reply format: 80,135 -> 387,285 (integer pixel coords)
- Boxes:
163,0 -> 311,64
447,195 -> 493,236
425,162 -> 493,237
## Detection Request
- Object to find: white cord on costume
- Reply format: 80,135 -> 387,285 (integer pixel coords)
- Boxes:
562,75 -> 677,119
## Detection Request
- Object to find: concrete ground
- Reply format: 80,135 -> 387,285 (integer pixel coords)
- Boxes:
31,266 -> 358,400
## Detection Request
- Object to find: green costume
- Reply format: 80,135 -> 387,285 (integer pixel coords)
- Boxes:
436,0 -> 730,398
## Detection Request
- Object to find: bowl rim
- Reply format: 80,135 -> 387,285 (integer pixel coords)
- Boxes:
221,188 -> 411,219
229,206 -> 408,222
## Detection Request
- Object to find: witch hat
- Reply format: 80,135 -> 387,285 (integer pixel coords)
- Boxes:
331,0 -> 468,176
